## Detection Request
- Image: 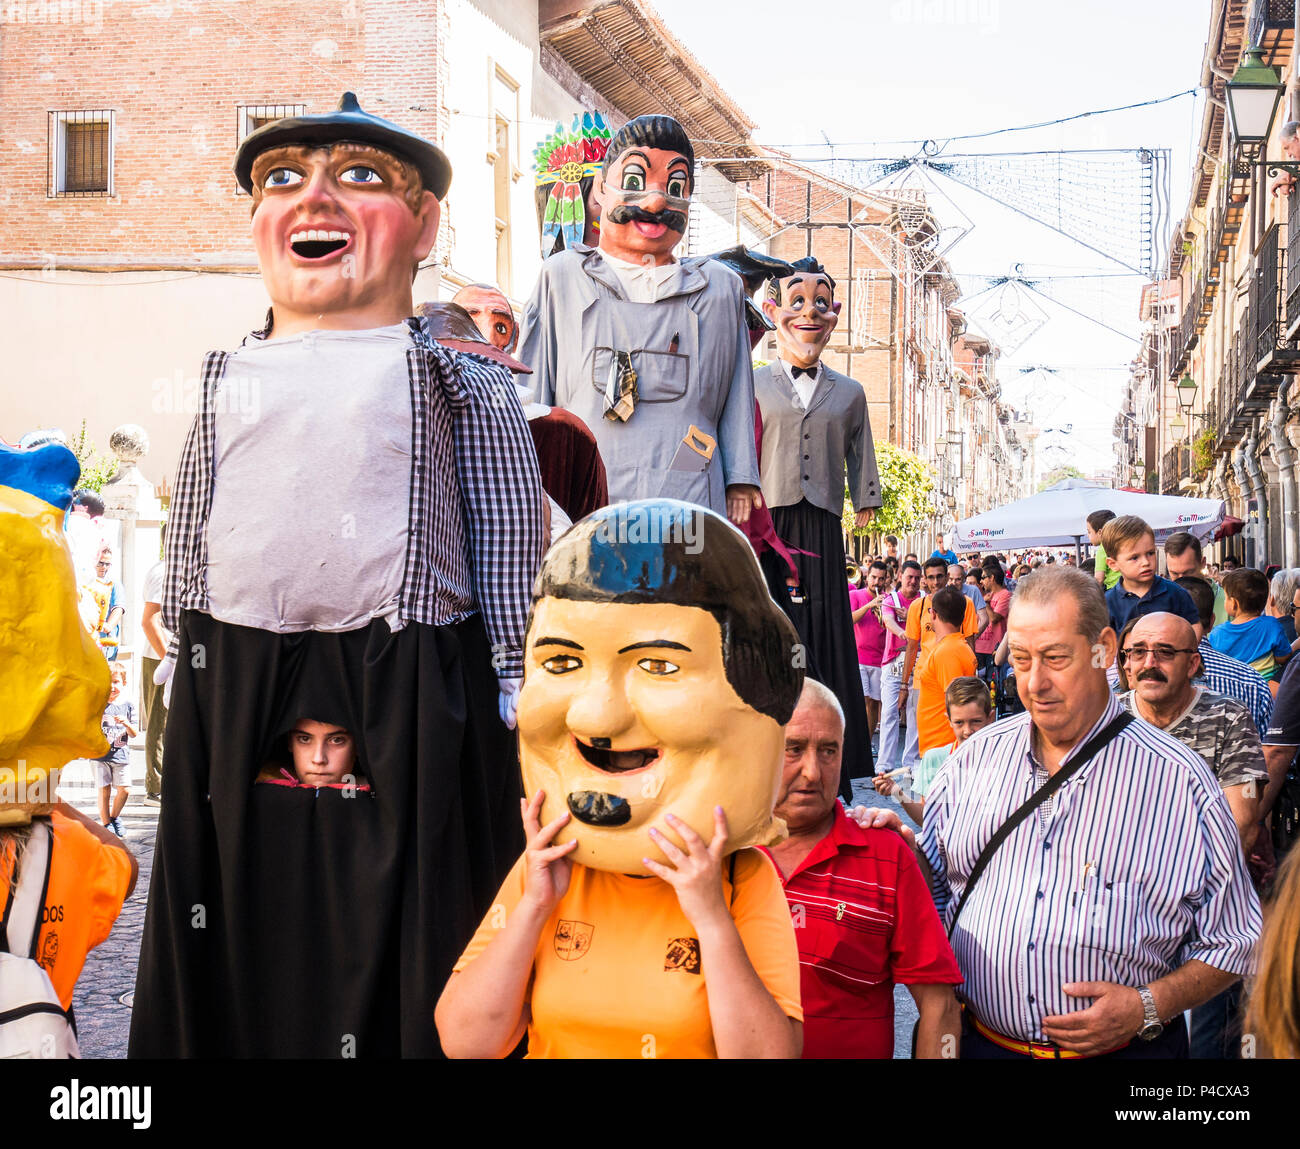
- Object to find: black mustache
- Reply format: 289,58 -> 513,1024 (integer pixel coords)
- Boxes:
606,203 -> 688,232
1136,669 -> 1168,683
567,790 -> 631,826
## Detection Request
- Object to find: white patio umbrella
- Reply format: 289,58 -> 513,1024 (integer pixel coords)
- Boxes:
952,480 -> 1226,556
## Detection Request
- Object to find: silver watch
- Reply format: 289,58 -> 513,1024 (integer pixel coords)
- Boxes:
1136,985 -> 1163,1041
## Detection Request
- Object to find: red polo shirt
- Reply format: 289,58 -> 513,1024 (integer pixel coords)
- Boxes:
761,804 -> 962,1058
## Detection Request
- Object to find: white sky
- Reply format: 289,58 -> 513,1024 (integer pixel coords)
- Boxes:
652,0 -> 1213,475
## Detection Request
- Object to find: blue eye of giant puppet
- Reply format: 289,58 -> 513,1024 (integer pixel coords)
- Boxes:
637,657 -> 679,676
620,164 -> 646,192
542,654 -> 582,674
340,165 -> 384,186
265,168 -> 304,189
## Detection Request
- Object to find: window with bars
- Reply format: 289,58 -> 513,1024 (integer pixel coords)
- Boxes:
236,104 -> 308,193
49,111 -> 114,197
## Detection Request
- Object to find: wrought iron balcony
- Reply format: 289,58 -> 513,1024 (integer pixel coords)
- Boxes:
1255,224 -> 1300,375
1162,444 -> 1190,494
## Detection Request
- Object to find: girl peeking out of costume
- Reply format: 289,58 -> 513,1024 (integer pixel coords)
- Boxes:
256,719 -> 370,792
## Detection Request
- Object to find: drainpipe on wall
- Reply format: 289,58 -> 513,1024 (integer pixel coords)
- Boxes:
1244,424 -> 1270,566
1269,380 -> 1299,567
1233,442 -> 1252,566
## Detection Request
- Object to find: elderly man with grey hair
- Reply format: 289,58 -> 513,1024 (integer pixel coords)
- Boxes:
760,679 -> 962,1059
1269,119 -> 1300,197
920,566 -> 1260,1059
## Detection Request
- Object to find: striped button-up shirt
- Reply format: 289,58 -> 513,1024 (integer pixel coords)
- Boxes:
162,314 -> 546,677
920,694 -> 1260,1044
1197,639 -> 1273,738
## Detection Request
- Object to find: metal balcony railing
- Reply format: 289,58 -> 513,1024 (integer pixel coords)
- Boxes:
1162,445 -> 1190,494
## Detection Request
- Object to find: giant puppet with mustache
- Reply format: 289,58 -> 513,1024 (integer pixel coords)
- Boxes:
517,114 -> 762,528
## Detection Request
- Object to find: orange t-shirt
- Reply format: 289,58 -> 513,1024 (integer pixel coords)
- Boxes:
905,594 -> 978,663
916,632 -> 978,754
0,809 -> 133,1010
452,848 -> 802,1059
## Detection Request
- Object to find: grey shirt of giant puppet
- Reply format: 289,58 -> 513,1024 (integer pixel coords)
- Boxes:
516,242 -> 760,517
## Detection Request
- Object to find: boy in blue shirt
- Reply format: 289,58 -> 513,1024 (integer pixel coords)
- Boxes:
1208,567 -> 1291,692
1101,514 -> 1199,634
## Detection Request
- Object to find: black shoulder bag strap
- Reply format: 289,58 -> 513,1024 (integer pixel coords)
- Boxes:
946,711 -> 1133,939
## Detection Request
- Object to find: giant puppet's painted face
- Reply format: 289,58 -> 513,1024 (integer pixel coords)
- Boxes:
249,142 -> 440,330
0,442 -> 110,825
452,284 -> 517,352
762,269 -> 841,369
595,118 -> 693,266
517,500 -> 801,875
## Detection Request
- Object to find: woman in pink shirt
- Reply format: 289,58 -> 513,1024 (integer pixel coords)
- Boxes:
975,561 -> 1011,686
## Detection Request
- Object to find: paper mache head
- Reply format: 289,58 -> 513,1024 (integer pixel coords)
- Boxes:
0,441 -> 110,825
517,498 -> 802,875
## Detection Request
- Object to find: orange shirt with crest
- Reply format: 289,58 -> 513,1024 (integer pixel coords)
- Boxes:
453,847 -> 802,1059
0,809 -> 133,1011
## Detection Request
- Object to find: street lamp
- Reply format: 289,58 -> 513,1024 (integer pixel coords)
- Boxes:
1170,413 -> 1187,436
1176,373 -> 1198,413
1226,48 -> 1284,150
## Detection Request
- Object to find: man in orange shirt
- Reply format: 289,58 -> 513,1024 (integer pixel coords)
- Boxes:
915,586 -> 978,755
898,557 -> 977,731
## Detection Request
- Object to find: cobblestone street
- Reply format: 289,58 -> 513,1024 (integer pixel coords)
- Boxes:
61,751 -> 155,1060
61,747 -> 919,1058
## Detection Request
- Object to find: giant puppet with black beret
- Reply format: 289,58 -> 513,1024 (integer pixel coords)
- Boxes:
517,114 -> 763,527
128,94 -> 546,1058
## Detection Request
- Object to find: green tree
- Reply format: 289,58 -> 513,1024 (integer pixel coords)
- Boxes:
842,441 -> 936,537
68,421 -> 118,493
1036,463 -> 1084,492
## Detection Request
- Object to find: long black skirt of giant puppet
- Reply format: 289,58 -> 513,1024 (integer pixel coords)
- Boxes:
127,611 -> 523,1057
767,500 -> 875,796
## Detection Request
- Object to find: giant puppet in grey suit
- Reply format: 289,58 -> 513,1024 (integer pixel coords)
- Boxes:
755,256 -> 882,792
517,114 -> 763,528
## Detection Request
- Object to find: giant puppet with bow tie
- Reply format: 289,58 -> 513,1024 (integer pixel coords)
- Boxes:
517,114 -> 762,527
753,257 -> 883,793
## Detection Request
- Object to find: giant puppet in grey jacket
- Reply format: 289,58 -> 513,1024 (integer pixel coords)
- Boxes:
754,256 -> 883,791
517,114 -> 762,527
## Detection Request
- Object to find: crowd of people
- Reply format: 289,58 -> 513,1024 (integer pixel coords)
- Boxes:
836,515 -> 1300,1059
6,92 -> 1300,1067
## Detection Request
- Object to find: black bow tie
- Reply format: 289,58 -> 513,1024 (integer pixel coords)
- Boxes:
791,365 -> 817,379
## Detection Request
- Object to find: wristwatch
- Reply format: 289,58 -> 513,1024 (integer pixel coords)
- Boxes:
1136,985 -> 1163,1041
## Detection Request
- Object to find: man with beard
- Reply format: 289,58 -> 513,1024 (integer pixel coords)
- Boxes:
1117,611 -> 1268,1060
751,257 -> 882,791
517,114 -> 762,526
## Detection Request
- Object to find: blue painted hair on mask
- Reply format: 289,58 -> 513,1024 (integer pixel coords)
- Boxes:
530,499 -> 803,724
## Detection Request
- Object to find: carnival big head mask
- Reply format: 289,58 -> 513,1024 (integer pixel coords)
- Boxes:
762,256 -> 841,368
234,93 -> 451,332
0,442 -> 110,825
596,114 -> 694,266
518,499 -> 803,874
451,283 -> 518,352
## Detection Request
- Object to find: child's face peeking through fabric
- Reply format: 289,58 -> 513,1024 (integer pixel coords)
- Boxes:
289,719 -> 357,787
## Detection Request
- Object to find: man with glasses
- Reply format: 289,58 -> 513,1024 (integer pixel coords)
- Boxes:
921,568 -> 1259,1059
1117,611 -> 1267,1061
1118,613 -> 1266,849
